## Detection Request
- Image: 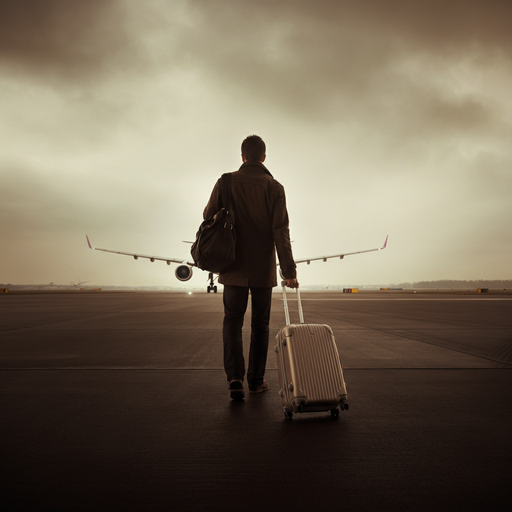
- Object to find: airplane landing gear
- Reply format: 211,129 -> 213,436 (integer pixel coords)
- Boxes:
207,273 -> 218,293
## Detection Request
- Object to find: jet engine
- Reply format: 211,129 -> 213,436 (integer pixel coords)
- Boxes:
175,265 -> 193,281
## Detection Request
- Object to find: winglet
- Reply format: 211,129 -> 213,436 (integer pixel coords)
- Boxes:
381,235 -> 388,250
86,235 -> 94,250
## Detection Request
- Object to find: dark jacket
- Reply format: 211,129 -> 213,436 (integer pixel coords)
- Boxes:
203,161 -> 296,287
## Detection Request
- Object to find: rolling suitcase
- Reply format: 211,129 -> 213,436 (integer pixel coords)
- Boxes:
275,282 -> 349,419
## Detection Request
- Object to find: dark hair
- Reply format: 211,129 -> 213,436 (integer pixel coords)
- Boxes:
241,135 -> 266,162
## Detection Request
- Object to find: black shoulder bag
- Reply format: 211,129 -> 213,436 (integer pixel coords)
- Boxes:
190,173 -> 236,273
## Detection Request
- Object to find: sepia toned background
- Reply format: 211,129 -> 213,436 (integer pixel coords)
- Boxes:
1,0 -> 511,288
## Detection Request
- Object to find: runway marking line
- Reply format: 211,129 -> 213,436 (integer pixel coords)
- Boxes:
2,367 -> 511,371
288,297 -> 512,302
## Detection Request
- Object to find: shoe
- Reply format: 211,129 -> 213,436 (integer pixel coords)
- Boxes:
249,380 -> 269,394
228,379 -> 245,401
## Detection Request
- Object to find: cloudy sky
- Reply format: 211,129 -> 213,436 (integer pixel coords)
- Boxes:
1,0 -> 511,288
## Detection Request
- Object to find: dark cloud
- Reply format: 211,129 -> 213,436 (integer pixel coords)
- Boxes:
3,0 -> 509,102
200,0 -> 512,54
154,0 -> 511,129
0,0 -> 133,80
347,0 -> 512,53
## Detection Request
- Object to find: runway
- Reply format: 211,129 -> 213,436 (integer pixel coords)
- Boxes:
1,290 -> 511,510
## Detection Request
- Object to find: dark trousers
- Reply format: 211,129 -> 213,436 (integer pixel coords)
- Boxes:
222,285 -> 272,391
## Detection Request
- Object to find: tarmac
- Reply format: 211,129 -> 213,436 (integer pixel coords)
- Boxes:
1,289 -> 511,511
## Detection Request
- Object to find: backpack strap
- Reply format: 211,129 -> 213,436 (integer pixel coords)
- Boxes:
220,173 -> 234,232
220,173 -> 232,212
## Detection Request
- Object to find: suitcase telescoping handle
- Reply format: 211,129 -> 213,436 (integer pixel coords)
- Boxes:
281,281 -> 305,326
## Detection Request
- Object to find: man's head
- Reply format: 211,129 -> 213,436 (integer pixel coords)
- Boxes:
241,135 -> 266,163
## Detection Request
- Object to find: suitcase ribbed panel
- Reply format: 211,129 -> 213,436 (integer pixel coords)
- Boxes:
287,324 -> 346,407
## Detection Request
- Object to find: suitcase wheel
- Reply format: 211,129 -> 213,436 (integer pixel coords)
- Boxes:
283,409 -> 293,420
330,408 -> 340,418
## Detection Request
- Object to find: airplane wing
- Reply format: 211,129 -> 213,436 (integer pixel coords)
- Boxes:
86,235 -> 196,267
291,235 -> 388,265
87,234 -> 387,272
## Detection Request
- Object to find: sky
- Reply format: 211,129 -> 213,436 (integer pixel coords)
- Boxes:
1,0 -> 511,288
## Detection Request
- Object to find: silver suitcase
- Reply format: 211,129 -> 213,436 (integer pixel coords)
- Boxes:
275,283 -> 349,419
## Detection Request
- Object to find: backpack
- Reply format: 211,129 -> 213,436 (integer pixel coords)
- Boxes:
190,173 -> 236,273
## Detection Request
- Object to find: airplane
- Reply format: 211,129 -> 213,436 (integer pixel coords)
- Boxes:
86,234 -> 388,293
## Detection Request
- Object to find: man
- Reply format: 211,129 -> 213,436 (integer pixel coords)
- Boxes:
203,135 -> 298,401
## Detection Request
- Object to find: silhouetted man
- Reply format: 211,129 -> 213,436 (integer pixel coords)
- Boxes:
203,135 -> 298,400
